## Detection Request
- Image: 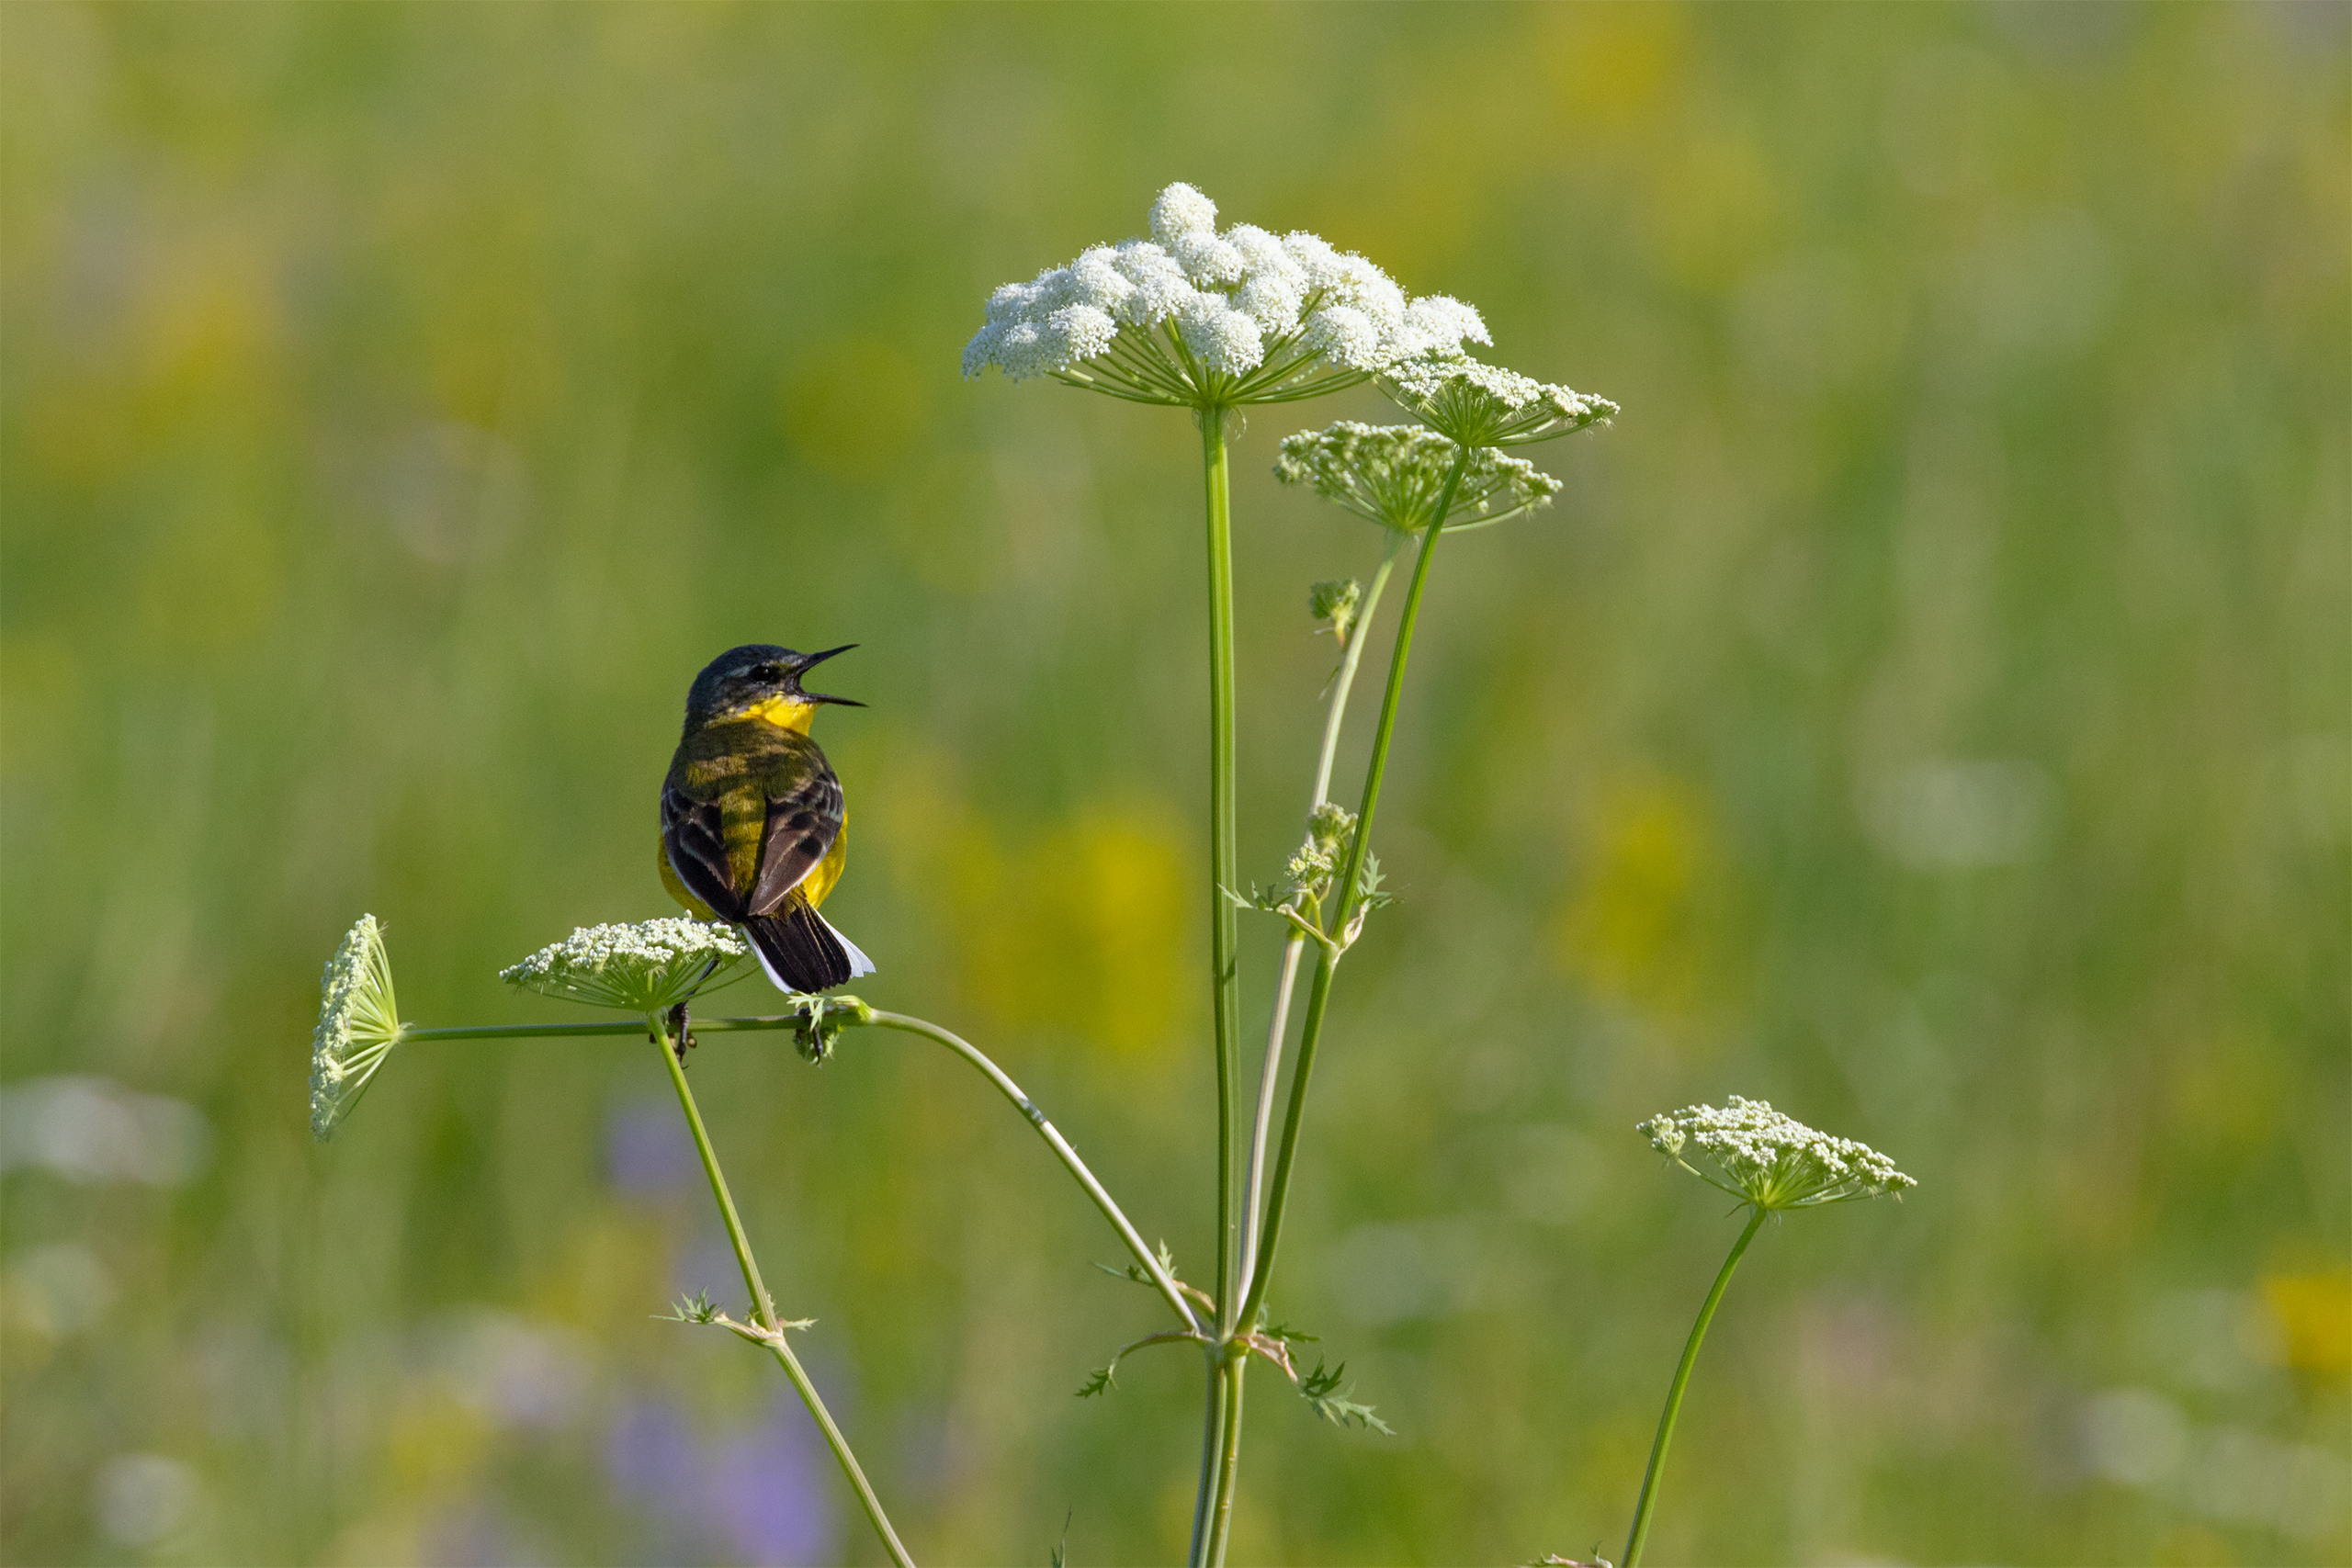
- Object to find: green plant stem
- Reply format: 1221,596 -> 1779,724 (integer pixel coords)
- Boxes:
651,1019 -> 915,1568
1205,1351 -> 1247,1566
862,1010 -> 1202,1335
413,1010 -> 1200,1336
1236,443 -> 1473,1334
1238,532 -> 1405,1306
1623,1205 -> 1769,1568
1192,402 -> 1246,1568
1189,1353 -> 1230,1567
1201,402 -> 1242,1335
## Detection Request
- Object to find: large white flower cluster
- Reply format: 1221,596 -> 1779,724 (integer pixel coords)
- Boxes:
1638,1096 -> 1916,1210
1273,421 -> 1563,534
962,182 -> 1493,388
311,914 -> 405,1140
501,918 -> 748,1014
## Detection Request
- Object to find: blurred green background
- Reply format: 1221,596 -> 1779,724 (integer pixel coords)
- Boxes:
4,4 -> 2346,1564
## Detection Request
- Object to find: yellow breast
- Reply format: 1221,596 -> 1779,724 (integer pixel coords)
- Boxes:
741,694 -> 819,734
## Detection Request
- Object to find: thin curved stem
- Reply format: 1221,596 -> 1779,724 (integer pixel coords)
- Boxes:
862,1010 -> 1202,1336
1237,532 -> 1405,1306
1238,444 -> 1474,1333
1623,1206 -> 1769,1568
652,1021 -> 915,1568
408,1007 -> 1199,1333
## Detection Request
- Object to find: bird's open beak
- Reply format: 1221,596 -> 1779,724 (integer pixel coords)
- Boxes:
795,644 -> 864,706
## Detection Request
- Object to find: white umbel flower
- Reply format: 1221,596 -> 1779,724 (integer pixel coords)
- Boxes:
1149,181 -> 1219,242
1178,295 -> 1265,376
1273,422 -> 1562,534
1379,353 -> 1619,447
962,183 -> 1494,403
310,915 -> 405,1141
500,919 -> 749,1014
1638,1097 -> 1917,1211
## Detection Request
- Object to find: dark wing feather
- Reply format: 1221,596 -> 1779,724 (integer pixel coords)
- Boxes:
746,764 -> 844,917
661,781 -> 747,920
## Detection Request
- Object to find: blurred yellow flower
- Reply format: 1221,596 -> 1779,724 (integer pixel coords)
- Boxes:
2261,1270 -> 2352,1377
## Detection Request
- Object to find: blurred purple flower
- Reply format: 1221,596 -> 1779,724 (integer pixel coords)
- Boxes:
606,1399 -> 698,1500
710,1393 -> 835,1567
605,1100 -> 700,1195
605,1393 -> 837,1567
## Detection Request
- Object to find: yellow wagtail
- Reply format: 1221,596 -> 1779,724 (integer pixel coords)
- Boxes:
660,643 -> 876,993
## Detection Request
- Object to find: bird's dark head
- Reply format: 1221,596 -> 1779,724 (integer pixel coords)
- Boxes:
684,643 -> 864,732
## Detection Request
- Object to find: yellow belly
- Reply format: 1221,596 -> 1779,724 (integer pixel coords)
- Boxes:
799,816 -> 848,908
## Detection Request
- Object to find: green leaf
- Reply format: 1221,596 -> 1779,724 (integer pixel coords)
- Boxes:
1074,1364 -> 1116,1399
657,1289 -> 720,1325
1298,1359 -> 1394,1435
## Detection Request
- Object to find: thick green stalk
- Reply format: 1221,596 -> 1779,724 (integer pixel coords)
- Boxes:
1623,1206 -> 1769,1568
1238,534 -> 1406,1305
1237,445 -> 1473,1332
1205,1351 -> 1247,1565
651,1021 -> 915,1568
1201,403 -> 1242,1331
1192,400 -> 1247,1566
1188,1354 -> 1230,1566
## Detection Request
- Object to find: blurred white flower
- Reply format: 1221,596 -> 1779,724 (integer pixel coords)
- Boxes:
1273,422 -> 1562,534
93,1454 -> 198,1548
1,1077 -> 211,1184
5,1242 -> 115,1337
501,918 -> 748,1015
962,182 -> 1493,403
1638,1096 -> 1916,1211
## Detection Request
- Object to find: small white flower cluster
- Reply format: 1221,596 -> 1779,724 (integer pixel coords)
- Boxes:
1638,1096 -> 1916,1211
1378,355 -> 1618,447
962,183 -> 1492,393
500,919 -> 748,1015
1273,421 -> 1563,534
311,915 -> 405,1141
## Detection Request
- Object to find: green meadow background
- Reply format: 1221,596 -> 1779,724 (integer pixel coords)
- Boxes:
4,5 -> 2346,1564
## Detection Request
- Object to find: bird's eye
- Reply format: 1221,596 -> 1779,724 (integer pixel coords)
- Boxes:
757,662 -> 786,680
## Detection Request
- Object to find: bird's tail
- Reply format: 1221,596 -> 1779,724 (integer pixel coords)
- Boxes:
742,903 -> 876,995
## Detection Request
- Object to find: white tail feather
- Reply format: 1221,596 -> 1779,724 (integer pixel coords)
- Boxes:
820,913 -> 876,977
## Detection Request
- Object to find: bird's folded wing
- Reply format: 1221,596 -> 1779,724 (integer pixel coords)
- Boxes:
747,768 -> 844,917
661,783 -> 747,920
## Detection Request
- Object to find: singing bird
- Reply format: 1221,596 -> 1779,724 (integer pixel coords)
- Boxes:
660,643 -> 876,993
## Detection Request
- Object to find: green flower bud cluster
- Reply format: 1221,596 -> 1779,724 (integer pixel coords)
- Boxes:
310,915 -> 405,1141
1307,578 -> 1363,645
1278,803 -> 1360,903
1274,421 -> 1563,534
1377,355 -> 1618,449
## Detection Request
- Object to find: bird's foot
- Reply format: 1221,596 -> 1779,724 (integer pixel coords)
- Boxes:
668,1000 -> 696,1062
